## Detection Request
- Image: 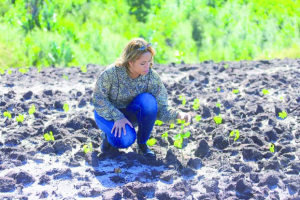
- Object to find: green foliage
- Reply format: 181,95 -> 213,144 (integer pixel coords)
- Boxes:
262,89 -> 269,95
63,75 -> 69,80
63,103 -> 69,112
193,98 -> 200,110
216,103 -> 221,108
269,143 -> 275,153
161,132 -> 168,138
155,120 -> 163,126
217,87 -> 221,92
82,143 -> 93,153
16,114 -> 25,123
179,94 -> 186,106
3,111 -> 11,119
232,89 -> 239,94
213,114 -> 222,124
278,111 -> 287,119
195,115 -> 201,122
170,123 -> 175,129
81,65 -> 87,73
230,130 -> 240,141
146,138 -> 157,146
44,131 -> 55,141
173,131 -> 191,149
28,105 -> 36,115
0,0 -> 299,68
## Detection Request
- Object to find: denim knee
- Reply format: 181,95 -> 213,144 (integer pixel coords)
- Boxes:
134,93 -> 157,114
109,126 -> 137,148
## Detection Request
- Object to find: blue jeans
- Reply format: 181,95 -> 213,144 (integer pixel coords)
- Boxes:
94,93 -> 158,148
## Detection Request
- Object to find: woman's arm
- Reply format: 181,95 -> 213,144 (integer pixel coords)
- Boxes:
93,70 -> 125,121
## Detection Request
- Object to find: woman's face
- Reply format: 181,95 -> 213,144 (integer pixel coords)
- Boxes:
128,51 -> 152,79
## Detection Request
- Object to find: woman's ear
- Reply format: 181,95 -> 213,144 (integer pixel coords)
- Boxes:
128,61 -> 133,67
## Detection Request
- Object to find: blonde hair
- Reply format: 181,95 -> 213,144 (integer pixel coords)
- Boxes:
114,38 -> 156,75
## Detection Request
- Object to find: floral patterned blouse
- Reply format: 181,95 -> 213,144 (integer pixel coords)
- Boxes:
92,63 -> 179,124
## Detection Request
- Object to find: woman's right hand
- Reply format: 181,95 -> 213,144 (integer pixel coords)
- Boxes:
111,118 -> 133,138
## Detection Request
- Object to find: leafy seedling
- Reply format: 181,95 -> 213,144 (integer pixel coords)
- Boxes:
63,103 -> 69,112
81,65 -> 87,73
82,143 -> 93,153
146,138 -> 157,146
0,68 -> 5,75
16,114 -> 24,123
161,132 -> 168,142
63,75 -> 69,80
28,105 -> 36,115
179,95 -> 186,106
3,111 -> 12,119
229,130 -> 240,141
155,120 -> 163,126
18,68 -> 28,74
216,103 -> 221,108
262,89 -> 269,95
217,87 -> 221,92
224,64 -> 229,69
7,70 -> 12,74
278,111 -> 287,119
170,123 -> 175,129
213,114 -> 222,124
195,115 -> 201,122
193,98 -> 200,110
269,143 -> 275,153
44,131 -> 55,141
232,89 -> 239,94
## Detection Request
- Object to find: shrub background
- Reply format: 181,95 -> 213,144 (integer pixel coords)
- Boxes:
0,0 -> 299,69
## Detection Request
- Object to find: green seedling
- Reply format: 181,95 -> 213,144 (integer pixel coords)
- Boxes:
0,68 -> 5,75
213,114 -> 222,124
28,105 -> 36,115
173,131 -> 191,149
217,87 -> 221,92
232,89 -> 239,94
195,115 -> 201,122
18,68 -> 28,74
224,64 -> 229,69
280,96 -> 283,100
216,103 -> 221,108
63,75 -> 69,80
161,132 -> 168,141
16,114 -> 24,123
179,95 -> 186,106
262,89 -> 269,95
7,70 -> 12,74
193,98 -> 200,110
269,143 -> 275,153
37,66 -> 42,73
3,111 -> 12,119
170,123 -> 175,129
82,143 -> 93,153
155,120 -> 163,126
81,65 -> 87,73
63,103 -> 69,112
146,138 -> 157,146
44,131 -> 55,141
230,130 -> 240,141
278,111 -> 287,119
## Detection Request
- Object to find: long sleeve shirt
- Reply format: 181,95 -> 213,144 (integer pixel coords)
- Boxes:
92,63 -> 180,124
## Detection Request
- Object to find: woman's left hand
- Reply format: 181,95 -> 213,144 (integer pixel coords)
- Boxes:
176,111 -> 192,123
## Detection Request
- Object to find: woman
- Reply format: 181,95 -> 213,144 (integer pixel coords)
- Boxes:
93,38 -> 191,157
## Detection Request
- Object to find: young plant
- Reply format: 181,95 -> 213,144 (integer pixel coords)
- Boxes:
81,65 -> 87,73
229,130 -> 239,141
0,68 -> 5,75
63,75 -> 69,80
44,131 -> 55,141
155,120 -> 163,126
195,115 -> 201,122
63,103 -> 69,112
217,87 -> 221,92
224,64 -> 229,69
216,103 -> 221,108
213,114 -> 222,124
269,143 -> 275,153
18,68 -> 28,74
262,89 -> 269,95
3,111 -> 12,119
28,105 -> 36,115
146,138 -> 157,146
170,123 -> 175,129
232,89 -> 239,94
82,143 -> 93,153
193,98 -> 200,110
179,95 -> 186,106
7,69 -> 12,75
173,131 -> 191,166
278,111 -> 287,119
16,114 -> 25,123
